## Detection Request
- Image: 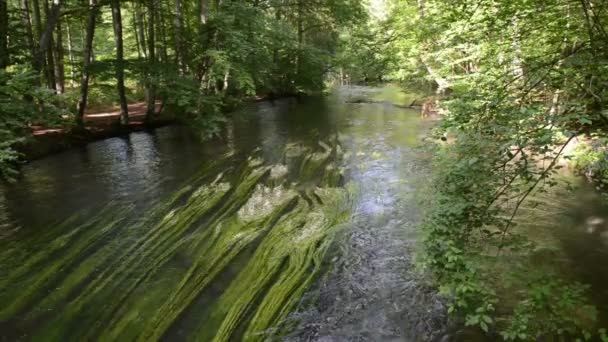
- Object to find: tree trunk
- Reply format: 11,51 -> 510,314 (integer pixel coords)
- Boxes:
510,15 -> 524,79
272,5 -> 280,65
199,0 -> 208,33
30,0 -> 44,77
21,0 -> 36,64
66,20 -> 75,87
33,0 -> 61,79
196,0 -> 209,80
221,69 -> 229,94
294,0 -> 303,81
44,0 -> 57,91
75,0 -> 98,129
132,8 -> 142,58
54,16 -> 65,93
31,0 -> 42,39
0,0 -> 9,69
145,0 -> 156,121
173,0 -> 185,72
136,1 -> 147,59
158,1 -> 168,63
111,0 -> 128,125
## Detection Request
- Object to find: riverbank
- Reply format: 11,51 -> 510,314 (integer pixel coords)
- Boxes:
17,94 -> 301,165
19,102 -> 171,162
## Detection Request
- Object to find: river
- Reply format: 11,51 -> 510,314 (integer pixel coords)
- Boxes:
0,85 -> 606,341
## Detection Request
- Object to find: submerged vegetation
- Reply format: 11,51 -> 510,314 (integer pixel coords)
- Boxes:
2,0 -> 608,340
0,141 -> 353,340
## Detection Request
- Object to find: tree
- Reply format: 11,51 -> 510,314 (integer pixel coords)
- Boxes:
54,17 -> 65,93
111,0 -> 128,125
173,0 -> 186,73
0,0 -> 8,69
33,0 -> 61,84
75,0 -> 98,129
145,0 -> 155,121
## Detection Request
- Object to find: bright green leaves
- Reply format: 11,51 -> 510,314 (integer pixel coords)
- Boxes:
0,70 -> 67,182
413,0 -> 607,337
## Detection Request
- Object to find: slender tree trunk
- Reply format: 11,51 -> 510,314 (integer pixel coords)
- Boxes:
33,0 -> 61,79
0,0 -> 9,69
66,20 -> 75,87
221,69 -> 229,94
510,15 -> 524,79
75,0 -> 98,129
54,17 -> 65,93
31,0 -> 42,39
132,8 -> 142,58
44,0 -> 57,91
21,0 -> 36,63
173,0 -> 185,72
199,0 -> 208,33
295,0 -> 303,78
273,6 -> 280,64
136,1 -> 147,58
111,0 -> 128,125
158,1 -> 168,63
197,0 -> 209,81
145,0 -> 156,120
30,0 -> 44,78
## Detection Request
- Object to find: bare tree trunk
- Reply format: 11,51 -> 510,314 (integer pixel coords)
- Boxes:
0,0 -> 8,69
31,0 -> 42,39
111,0 -> 128,125
30,0 -> 44,78
136,1 -> 147,59
273,5 -> 280,64
196,0 -> 209,81
173,0 -> 185,72
44,0 -> 57,91
158,1 -> 168,63
295,0 -> 303,79
145,0 -> 156,121
221,69 -> 229,94
132,8 -> 142,58
33,0 -> 61,79
54,18 -> 65,93
510,15 -> 524,79
66,20 -> 75,87
199,0 -> 208,33
75,0 -> 98,129
21,0 -> 36,66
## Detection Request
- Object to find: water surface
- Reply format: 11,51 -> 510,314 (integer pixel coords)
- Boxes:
1,85 -> 606,341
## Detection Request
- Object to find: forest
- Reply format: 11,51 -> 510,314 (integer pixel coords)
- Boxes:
1,0 -> 608,341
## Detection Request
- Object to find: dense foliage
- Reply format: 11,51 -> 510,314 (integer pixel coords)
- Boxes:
0,0 -> 365,179
355,0 -> 608,339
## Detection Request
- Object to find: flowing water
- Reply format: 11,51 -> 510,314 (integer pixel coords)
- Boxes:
0,85 -> 606,341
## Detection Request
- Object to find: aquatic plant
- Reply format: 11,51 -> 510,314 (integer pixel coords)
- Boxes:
0,143 -> 353,341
